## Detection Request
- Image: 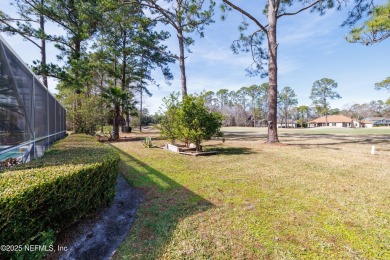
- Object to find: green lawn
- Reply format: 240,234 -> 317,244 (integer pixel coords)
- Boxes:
113,127 -> 390,259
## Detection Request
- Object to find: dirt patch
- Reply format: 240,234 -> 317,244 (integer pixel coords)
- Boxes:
46,175 -> 141,260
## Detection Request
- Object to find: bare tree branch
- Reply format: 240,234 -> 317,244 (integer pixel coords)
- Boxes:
222,0 -> 268,34
277,0 -> 323,18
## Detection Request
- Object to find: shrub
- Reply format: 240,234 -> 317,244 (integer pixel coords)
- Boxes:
0,134 -> 119,259
179,95 -> 223,150
158,93 -> 223,150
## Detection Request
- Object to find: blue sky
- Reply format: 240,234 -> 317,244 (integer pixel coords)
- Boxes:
1,1 -> 389,113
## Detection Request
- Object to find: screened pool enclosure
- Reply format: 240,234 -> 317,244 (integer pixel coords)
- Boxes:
0,35 -> 66,164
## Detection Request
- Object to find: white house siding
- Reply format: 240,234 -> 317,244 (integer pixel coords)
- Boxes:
331,122 -> 351,127
277,123 -> 297,128
311,122 -> 354,128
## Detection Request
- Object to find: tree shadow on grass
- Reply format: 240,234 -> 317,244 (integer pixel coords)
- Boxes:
281,134 -> 390,150
205,146 -> 256,155
222,131 -> 268,141
109,145 -> 215,259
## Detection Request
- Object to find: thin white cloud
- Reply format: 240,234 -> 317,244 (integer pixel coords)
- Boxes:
190,46 -> 253,67
278,9 -> 338,45
278,57 -> 301,75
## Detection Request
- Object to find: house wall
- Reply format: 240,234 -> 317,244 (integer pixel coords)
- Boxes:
309,122 -> 355,128
277,123 -> 297,128
325,122 -> 340,127
341,122 -> 352,128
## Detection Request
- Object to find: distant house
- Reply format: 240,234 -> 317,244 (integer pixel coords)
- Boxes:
361,119 -> 374,128
374,118 -> 390,126
362,117 -> 390,127
309,115 -> 359,128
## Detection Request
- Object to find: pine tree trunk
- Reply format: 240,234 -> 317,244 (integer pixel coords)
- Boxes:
177,29 -> 187,98
40,1 -> 48,88
253,100 -> 256,127
112,106 -> 120,141
266,2 -> 279,143
325,101 -> 328,126
114,56 -> 117,87
139,87 -> 143,132
125,113 -> 130,132
121,31 -> 127,132
70,39 -> 83,94
285,110 -> 288,128
121,31 -> 127,91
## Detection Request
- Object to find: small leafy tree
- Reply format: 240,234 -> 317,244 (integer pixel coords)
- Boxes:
159,93 -> 223,151
179,95 -> 223,151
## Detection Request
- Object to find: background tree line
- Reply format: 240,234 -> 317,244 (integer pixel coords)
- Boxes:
192,81 -> 389,128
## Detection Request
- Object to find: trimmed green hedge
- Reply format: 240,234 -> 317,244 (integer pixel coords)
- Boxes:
0,134 -> 119,258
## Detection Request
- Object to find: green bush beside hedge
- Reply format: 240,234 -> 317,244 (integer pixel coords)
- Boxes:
0,134 -> 119,258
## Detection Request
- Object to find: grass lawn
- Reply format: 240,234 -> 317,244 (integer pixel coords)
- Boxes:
113,127 -> 390,259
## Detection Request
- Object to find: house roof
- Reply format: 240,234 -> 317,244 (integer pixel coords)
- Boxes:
309,115 -> 354,124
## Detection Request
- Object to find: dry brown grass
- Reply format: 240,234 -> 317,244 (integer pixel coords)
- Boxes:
114,127 -> 390,259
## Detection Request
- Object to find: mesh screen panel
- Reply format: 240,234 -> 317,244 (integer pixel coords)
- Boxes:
0,42 -> 29,146
34,79 -> 48,138
3,46 -> 33,141
48,94 -> 56,134
0,37 -> 66,163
